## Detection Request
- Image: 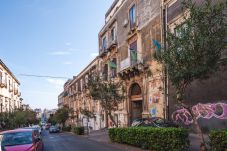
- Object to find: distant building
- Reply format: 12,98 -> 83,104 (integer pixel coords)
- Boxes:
21,104 -> 31,110
58,91 -> 65,108
0,59 -> 22,112
34,108 -> 42,119
43,108 -> 57,121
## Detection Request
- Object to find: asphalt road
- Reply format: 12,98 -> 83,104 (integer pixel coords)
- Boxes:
42,130 -> 124,151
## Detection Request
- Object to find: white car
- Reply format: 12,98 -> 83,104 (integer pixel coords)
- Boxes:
32,125 -> 42,134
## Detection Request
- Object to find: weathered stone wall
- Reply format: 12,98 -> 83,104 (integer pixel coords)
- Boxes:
166,0 -> 227,130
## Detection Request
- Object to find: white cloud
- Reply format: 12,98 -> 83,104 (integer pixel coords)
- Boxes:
63,61 -> 73,65
90,53 -> 98,58
49,51 -> 71,55
46,78 -> 66,89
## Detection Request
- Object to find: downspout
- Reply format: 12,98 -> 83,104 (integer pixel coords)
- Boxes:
162,2 -> 169,120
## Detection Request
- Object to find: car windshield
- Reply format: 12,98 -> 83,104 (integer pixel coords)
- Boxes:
153,118 -> 165,125
0,132 -> 33,147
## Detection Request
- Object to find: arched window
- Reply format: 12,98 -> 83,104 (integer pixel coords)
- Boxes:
130,83 -> 141,96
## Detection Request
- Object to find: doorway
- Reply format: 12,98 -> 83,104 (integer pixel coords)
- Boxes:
130,83 -> 143,124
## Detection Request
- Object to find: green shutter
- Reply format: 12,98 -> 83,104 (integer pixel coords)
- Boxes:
130,49 -> 137,61
108,61 -> 117,68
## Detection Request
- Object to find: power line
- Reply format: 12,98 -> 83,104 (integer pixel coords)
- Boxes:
18,74 -> 69,79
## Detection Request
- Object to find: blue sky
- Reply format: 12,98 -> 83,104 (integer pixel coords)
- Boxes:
0,0 -> 114,110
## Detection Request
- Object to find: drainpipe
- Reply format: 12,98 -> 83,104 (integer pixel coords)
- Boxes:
163,4 -> 169,120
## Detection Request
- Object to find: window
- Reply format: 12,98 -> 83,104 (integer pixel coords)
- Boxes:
129,41 -> 138,65
174,23 -> 188,38
111,27 -> 116,41
109,58 -> 117,78
103,64 -> 108,81
78,81 -> 81,92
0,71 -> 2,84
129,4 -> 136,28
80,79 -> 83,90
5,73 -> 7,87
8,80 -> 10,90
102,36 -> 107,51
1,132 -> 33,147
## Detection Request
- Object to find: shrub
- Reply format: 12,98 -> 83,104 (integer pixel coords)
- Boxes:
74,126 -> 85,135
62,126 -> 71,132
209,130 -> 227,151
109,127 -> 189,151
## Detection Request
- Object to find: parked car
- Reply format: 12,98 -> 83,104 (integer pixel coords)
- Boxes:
45,123 -> 51,130
131,117 -> 178,128
19,126 -> 42,135
31,125 -> 42,134
49,126 -> 60,133
0,129 -> 43,151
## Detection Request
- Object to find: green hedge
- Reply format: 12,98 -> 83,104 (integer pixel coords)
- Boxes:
210,130 -> 227,151
109,127 -> 189,151
74,126 -> 85,135
62,126 -> 71,132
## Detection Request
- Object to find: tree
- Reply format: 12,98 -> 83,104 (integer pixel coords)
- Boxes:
54,106 -> 70,127
154,0 -> 226,150
80,108 -> 95,134
87,74 -> 125,127
0,108 -> 39,130
47,114 -> 57,125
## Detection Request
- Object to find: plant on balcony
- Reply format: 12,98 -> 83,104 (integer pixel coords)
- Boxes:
154,0 -> 226,150
87,73 -> 125,127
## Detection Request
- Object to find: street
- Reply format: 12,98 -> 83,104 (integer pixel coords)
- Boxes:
42,130 -> 124,151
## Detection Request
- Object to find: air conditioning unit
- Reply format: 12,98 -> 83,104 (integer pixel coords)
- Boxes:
123,19 -> 128,27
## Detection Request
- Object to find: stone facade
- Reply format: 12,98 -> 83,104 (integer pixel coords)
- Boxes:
0,59 -> 22,112
58,58 -> 106,130
98,0 -> 164,127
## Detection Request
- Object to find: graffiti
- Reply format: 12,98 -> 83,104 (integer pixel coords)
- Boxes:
151,107 -> 157,117
192,103 -> 227,120
149,96 -> 153,103
152,39 -> 161,51
172,108 -> 194,125
152,92 -> 161,103
172,102 -> 227,125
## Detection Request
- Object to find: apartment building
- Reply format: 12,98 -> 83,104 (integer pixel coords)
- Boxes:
58,91 -> 65,109
0,59 -> 22,112
98,0 -> 164,127
59,58 -> 105,130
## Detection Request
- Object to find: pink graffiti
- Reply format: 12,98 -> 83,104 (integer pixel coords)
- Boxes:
172,102 -> 227,125
172,108 -> 194,125
192,103 -> 227,120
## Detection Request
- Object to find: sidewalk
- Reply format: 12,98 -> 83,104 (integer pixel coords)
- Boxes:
85,130 -> 209,151
86,129 -> 147,151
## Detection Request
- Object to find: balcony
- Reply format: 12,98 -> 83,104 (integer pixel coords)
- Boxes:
107,39 -> 117,50
99,47 -> 108,57
14,89 -> 18,95
0,79 -> 6,88
9,86 -> 13,92
118,52 -> 144,80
